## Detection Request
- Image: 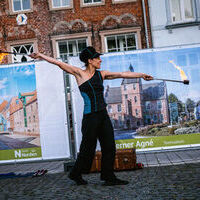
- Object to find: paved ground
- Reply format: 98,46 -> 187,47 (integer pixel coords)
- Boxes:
0,148 -> 200,199
0,135 -> 38,150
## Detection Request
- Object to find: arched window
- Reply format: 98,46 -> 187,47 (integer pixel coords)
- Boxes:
134,96 -> 137,103
11,44 -> 34,63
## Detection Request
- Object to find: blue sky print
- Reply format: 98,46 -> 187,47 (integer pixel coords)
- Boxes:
101,47 -> 200,103
0,64 -> 36,104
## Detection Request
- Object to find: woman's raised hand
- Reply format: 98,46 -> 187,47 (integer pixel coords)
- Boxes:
142,73 -> 154,81
29,52 -> 41,59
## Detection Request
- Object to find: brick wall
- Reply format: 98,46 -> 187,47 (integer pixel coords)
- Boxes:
0,0 -> 152,62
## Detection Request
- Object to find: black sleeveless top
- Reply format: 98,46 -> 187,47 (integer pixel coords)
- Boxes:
79,70 -> 107,114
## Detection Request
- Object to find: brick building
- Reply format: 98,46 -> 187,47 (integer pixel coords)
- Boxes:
9,90 -> 40,136
0,100 -> 9,132
0,0 -> 152,64
105,78 -> 169,130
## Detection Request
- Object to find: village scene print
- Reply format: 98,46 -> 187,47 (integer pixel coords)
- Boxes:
0,64 -> 40,150
101,47 -> 200,140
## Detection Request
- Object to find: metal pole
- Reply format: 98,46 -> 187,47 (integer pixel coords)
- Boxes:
0,50 -> 28,55
142,0 -> 150,48
153,78 -> 189,84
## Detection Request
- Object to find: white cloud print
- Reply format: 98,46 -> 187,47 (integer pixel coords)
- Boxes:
24,69 -> 34,76
0,78 -> 8,90
188,90 -> 200,102
0,95 -> 12,102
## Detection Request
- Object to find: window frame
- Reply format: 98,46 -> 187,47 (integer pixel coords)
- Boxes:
5,39 -> 38,63
166,0 -> 200,29
105,33 -> 137,53
58,38 -> 88,61
80,0 -> 105,8
9,0 -> 33,14
169,0 -> 195,23
153,114 -> 157,122
160,114 -> 164,122
157,100 -> 162,110
135,109 -> 138,116
11,44 -> 34,63
108,105 -> 112,113
51,32 -> 92,60
145,101 -> 151,110
134,96 -> 137,103
99,27 -> 141,53
117,104 -> 122,112
49,0 -> 73,11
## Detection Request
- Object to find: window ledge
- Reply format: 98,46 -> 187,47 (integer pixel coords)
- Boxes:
8,9 -> 33,15
49,6 -> 73,11
166,21 -> 200,29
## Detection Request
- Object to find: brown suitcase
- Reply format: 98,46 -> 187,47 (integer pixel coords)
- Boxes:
90,149 -> 137,172
114,149 -> 136,171
90,151 -> 102,172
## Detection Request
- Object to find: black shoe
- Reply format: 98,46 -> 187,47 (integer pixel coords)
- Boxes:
68,173 -> 88,185
100,174 -> 116,181
103,178 -> 129,186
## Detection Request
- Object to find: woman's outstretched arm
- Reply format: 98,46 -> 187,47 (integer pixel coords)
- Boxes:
101,70 -> 153,81
29,52 -> 81,76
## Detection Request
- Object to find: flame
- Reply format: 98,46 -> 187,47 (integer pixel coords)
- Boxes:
169,60 -> 187,80
0,53 -> 9,63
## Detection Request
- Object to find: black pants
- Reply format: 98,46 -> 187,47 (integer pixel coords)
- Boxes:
70,109 -> 116,179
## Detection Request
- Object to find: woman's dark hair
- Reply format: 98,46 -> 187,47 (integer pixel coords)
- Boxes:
79,46 -> 102,66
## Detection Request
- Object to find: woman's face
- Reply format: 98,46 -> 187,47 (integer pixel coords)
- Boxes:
89,57 -> 102,69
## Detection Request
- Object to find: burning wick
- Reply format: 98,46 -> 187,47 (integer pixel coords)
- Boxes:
183,80 -> 189,85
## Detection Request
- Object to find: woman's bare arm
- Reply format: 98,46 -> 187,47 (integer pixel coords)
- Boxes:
101,70 -> 153,81
29,53 -> 81,76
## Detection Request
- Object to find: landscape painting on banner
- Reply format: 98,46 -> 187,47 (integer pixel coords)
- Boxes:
100,45 -> 200,150
0,64 -> 41,161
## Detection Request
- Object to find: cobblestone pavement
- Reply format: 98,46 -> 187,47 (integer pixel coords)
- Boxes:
0,135 -> 37,149
0,162 -> 200,200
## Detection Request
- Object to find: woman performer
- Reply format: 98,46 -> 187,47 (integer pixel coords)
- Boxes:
30,46 -> 153,186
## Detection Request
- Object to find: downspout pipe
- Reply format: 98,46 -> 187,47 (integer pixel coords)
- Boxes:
142,0 -> 150,48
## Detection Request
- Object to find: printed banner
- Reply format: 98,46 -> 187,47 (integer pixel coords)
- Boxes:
0,61 -> 71,162
0,147 -> 42,160
102,45 -> 200,150
0,64 -> 42,160
115,133 -> 200,150
69,44 -> 200,151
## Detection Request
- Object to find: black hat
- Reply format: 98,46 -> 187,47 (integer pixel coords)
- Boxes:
79,46 -> 103,63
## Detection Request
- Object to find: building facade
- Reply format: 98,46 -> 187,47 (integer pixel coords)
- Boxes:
0,100 -> 9,132
105,77 -> 169,130
148,0 -> 200,47
9,91 -> 40,136
0,0 -> 152,64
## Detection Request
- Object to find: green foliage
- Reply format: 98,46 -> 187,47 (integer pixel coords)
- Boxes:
137,120 -> 200,136
168,93 -> 184,112
168,93 -> 179,103
183,120 -> 200,127
136,123 -> 169,136
186,98 -> 196,113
